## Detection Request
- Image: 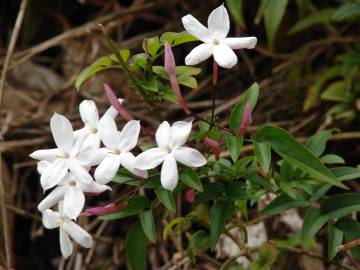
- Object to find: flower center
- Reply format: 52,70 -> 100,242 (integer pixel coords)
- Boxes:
90,127 -> 98,134
68,180 -> 76,187
58,218 -> 64,226
57,153 -> 70,159
111,149 -> 121,155
212,38 -> 220,45
161,147 -> 171,154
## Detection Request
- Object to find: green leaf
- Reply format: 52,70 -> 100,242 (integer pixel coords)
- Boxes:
331,166 -> 360,181
163,217 -> 191,239
246,171 -> 275,192
320,154 -> 345,164
335,218 -> 360,259
321,81 -> 352,103
76,56 -> 119,90
160,31 -> 197,46
155,187 -> 176,212
120,49 -> 130,62
100,196 -> 150,220
328,223 -> 343,259
332,2 -> 360,21
140,209 -> 157,243
210,201 -> 230,250
261,193 -> 309,216
254,141 -> 271,174
226,0 -> 245,28
179,168 -> 203,191
301,207 -> 329,241
226,182 -> 250,200
264,0 -> 288,48
126,221 -> 147,270
139,77 -> 159,92
175,66 -> 202,76
320,193 -> 360,219
253,243 -> 278,268
196,183 -> 225,203
226,133 -> 243,162
306,130 -> 333,157
145,36 -> 162,57
188,230 -> 211,263
177,76 -> 197,89
255,125 -> 347,189
288,8 -> 336,35
187,204 -> 210,224
229,83 -> 259,131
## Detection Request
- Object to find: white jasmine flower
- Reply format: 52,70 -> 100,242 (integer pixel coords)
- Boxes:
75,99 -> 123,150
94,116 -> 147,184
42,204 -> 93,259
30,113 -> 103,191
182,4 -> 257,68
133,121 -> 207,191
38,170 -> 110,219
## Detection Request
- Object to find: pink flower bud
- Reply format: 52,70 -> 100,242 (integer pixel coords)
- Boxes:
204,137 -> 221,160
83,202 -> 128,216
213,60 -> 219,86
237,102 -> 252,135
103,83 -> 134,121
185,188 -> 196,203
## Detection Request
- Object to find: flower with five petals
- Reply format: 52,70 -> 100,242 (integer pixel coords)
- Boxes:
94,116 -> 147,184
42,204 -> 93,259
133,121 -> 207,191
182,4 -> 257,68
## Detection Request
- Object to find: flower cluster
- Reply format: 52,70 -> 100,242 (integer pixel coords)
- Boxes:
30,99 -> 206,258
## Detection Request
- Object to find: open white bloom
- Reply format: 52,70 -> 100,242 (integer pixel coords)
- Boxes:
38,169 -> 110,219
42,204 -> 93,259
94,115 -> 147,184
30,113 -> 102,191
182,4 -> 257,68
75,99 -> 123,150
133,121 -> 207,191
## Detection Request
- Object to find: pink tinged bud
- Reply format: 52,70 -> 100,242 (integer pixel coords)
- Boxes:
204,137 -> 221,160
83,202 -> 128,216
213,60 -> 219,86
164,42 -> 192,115
103,83 -> 134,121
185,188 -> 195,203
237,102 -> 252,135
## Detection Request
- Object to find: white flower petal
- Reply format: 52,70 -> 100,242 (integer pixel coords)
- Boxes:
63,186 -> 85,219
173,147 -> 207,167
68,160 -> 93,184
29,149 -> 62,162
161,154 -> 178,191
119,152 -> 148,179
40,159 -> 68,191
182,14 -> 211,43
38,186 -> 66,212
185,43 -> 213,66
80,181 -> 111,194
156,121 -> 171,148
42,209 -> 61,229
79,100 -> 99,129
169,121 -> 192,149
213,44 -> 237,69
133,148 -> 167,170
223,37 -> 257,49
94,154 -> 122,184
37,160 -> 50,175
102,98 -> 124,119
50,113 -> 74,153
76,147 -> 108,167
63,220 -> 93,248
208,4 -> 230,39
98,115 -> 119,150
60,228 -> 73,259
80,133 -> 101,151
118,120 -> 140,152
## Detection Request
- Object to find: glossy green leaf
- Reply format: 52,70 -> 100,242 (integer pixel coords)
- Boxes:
163,217 -> 191,239
333,2 -> 360,21
188,230 -> 211,263
320,193 -> 360,219
226,0 -> 245,28
210,201 -> 230,250
160,31 -> 197,46
177,76 -> 197,89
226,133 -> 243,162
255,125 -> 347,189
261,193 -> 309,216
335,218 -> 360,259
226,182 -> 250,200
196,183 -> 225,203
331,166 -> 360,181
306,130 -> 333,157
321,81 -> 352,103
140,209 -> 157,243
328,223 -> 343,259
126,221 -> 147,270
100,196 -> 150,220
320,154 -> 345,164
264,0 -> 288,48
155,187 -> 176,212
250,243 -> 278,269
301,207 -> 329,241
179,168 -> 203,191
288,8 -> 336,35
254,141 -> 271,174
145,36 -> 162,57
229,83 -> 259,131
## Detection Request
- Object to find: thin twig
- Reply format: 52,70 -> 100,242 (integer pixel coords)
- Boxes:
0,0 -> 28,106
